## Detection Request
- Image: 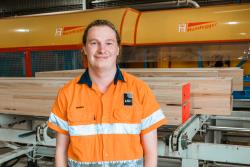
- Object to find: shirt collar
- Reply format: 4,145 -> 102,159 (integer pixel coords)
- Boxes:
78,65 -> 125,88
78,68 -> 92,87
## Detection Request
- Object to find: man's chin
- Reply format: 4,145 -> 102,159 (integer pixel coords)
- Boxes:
93,63 -> 115,71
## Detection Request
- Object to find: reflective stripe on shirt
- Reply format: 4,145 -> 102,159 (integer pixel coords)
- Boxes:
141,109 -> 165,130
68,158 -> 143,167
69,123 -> 141,136
49,109 -> 165,136
49,112 -> 68,131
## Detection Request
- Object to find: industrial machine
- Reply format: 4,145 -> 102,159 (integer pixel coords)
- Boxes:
159,111 -> 250,167
0,3 -> 250,76
0,114 -> 55,166
1,112 -> 250,167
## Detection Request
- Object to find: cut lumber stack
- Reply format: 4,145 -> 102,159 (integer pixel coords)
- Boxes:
216,68 -> 243,92
0,77 -> 232,122
0,78 -> 66,117
35,67 -> 243,91
142,77 -> 232,115
0,78 -> 190,125
36,68 -> 235,116
35,68 -> 218,77
35,69 -> 84,78
149,82 -> 190,125
35,67 -> 236,116
0,67 -> 237,125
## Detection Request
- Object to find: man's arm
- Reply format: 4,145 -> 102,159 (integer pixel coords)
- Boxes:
55,133 -> 69,167
141,130 -> 158,167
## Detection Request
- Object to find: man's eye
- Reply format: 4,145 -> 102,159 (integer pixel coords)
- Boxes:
90,42 -> 97,45
106,42 -> 113,45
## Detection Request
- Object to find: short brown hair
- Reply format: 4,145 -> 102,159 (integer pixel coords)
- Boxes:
82,19 -> 121,45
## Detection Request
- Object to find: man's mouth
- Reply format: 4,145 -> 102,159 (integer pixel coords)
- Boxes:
95,56 -> 109,59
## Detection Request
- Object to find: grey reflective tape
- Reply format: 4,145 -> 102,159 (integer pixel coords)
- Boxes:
49,113 -> 68,131
69,123 -> 141,136
68,158 -> 143,167
141,109 -> 165,130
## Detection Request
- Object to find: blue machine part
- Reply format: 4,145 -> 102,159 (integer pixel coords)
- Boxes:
233,89 -> 250,99
233,75 -> 250,99
244,75 -> 250,82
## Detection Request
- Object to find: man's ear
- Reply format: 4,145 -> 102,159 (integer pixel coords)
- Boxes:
81,46 -> 88,68
81,46 -> 87,55
116,46 -> 120,57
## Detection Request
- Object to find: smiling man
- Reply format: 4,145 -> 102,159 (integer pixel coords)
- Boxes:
48,20 -> 166,167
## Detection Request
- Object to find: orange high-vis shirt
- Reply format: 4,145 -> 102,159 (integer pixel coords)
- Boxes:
48,67 -> 167,166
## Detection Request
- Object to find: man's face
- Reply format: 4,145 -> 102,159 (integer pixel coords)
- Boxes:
83,26 -> 119,71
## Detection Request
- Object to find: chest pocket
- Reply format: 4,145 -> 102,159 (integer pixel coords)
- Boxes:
68,106 -> 95,124
113,100 -> 143,123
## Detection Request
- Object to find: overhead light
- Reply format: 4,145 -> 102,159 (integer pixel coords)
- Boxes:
226,21 -> 239,25
240,32 -> 247,36
15,29 -> 30,32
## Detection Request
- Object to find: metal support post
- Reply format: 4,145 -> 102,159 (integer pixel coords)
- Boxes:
82,0 -> 86,10
214,131 -> 222,144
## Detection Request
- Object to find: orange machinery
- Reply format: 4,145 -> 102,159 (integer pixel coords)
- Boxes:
0,4 -> 249,76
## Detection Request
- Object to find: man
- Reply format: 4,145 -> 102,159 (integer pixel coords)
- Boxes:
48,19 -> 166,167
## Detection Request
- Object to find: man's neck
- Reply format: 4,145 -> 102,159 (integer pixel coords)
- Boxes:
88,66 -> 117,93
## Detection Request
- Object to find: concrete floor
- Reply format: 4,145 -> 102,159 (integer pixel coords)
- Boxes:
1,157 -> 52,167
4,157 -> 180,167
2,154 -> 250,167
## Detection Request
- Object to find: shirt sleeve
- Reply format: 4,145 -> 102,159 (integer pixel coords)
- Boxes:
140,83 -> 167,135
48,87 -> 69,135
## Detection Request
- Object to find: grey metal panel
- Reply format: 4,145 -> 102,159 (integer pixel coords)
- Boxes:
0,128 -> 55,146
233,99 -> 250,109
182,143 -> 250,165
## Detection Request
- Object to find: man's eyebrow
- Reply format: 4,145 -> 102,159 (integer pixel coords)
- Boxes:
88,39 -> 97,41
87,39 -> 98,42
87,39 -> 116,42
106,39 -> 116,42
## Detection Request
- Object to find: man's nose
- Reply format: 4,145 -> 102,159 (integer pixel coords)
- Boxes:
97,43 -> 106,53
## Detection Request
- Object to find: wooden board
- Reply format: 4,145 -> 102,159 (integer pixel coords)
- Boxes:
140,77 -> 232,115
35,69 -> 218,77
149,82 -> 190,104
35,69 -> 85,78
151,82 -> 190,125
161,103 -> 190,125
0,78 -> 66,117
35,67 -> 243,91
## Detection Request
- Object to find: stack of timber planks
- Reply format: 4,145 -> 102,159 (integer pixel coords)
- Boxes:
0,78 -> 190,125
35,67 -> 243,91
150,82 -> 191,125
142,77 -> 232,116
150,82 -> 190,106
0,67 -> 242,125
0,78 -> 66,117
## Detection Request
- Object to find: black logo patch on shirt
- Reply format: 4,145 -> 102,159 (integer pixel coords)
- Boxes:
124,92 -> 133,106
